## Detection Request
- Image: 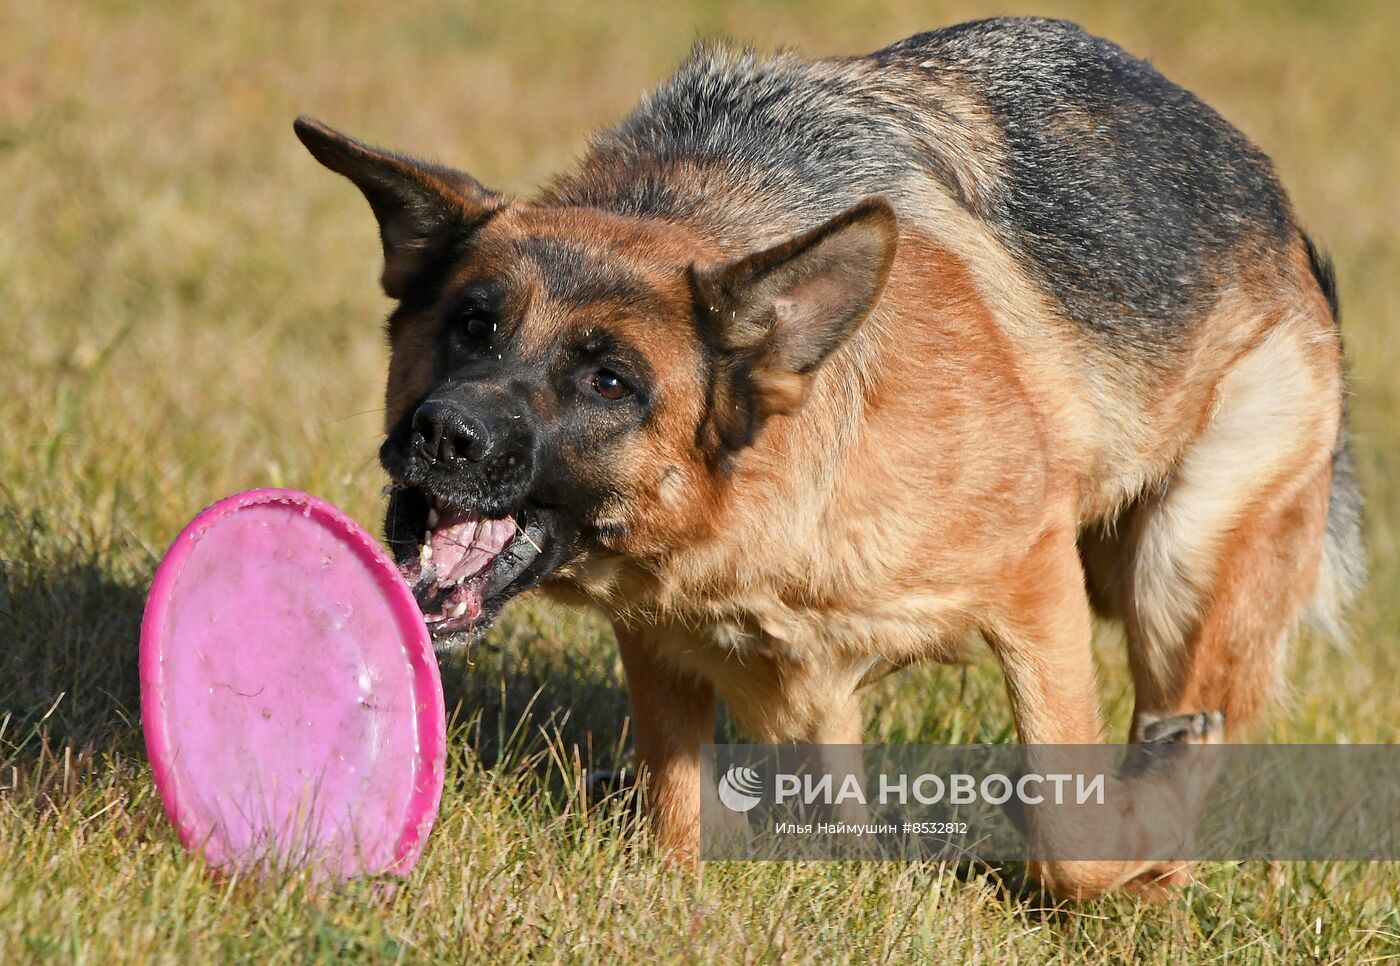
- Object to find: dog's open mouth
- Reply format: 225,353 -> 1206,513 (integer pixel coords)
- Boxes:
396,496 -> 546,638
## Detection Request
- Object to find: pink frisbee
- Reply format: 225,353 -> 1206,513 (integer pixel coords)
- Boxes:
140,489 -> 445,878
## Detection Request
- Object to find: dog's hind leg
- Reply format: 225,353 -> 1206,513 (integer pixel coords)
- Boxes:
1117,319 -> 1341,741
985,518 -> 1224,899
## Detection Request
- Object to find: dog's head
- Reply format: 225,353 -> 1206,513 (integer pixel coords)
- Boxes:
295,118 -> 896,649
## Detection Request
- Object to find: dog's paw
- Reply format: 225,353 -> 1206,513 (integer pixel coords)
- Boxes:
1123,861 -> 1194,901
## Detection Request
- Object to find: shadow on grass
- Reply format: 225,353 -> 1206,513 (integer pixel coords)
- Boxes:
0,560 -> 148,760
434,602 -> 633,779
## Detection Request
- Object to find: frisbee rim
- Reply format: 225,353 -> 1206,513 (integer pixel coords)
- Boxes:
139,487 -> 445,877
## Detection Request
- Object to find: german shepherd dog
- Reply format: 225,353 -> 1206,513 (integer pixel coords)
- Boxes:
295,17 -> 1365,898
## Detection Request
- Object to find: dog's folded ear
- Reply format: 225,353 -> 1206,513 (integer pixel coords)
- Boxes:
689,197 -> 897,458
293,117 -> 502,299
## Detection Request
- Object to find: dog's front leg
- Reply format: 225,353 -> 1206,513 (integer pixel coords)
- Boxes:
614,621 -> 715,861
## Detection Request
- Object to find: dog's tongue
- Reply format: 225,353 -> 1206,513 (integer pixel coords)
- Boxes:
398,506 -> 520,632
423,508 -> 516,588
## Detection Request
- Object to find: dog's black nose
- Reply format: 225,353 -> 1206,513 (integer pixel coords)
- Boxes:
412,400 -> 491,464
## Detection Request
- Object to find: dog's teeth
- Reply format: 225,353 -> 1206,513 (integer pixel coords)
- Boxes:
419,543 -> 432,566
427,507 -> 439,527
449,601 -> 467,618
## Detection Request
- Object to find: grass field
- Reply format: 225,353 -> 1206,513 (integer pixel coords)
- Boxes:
2,0 -> 1398,961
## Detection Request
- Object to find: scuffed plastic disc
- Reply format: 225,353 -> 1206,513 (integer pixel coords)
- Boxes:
140,489 -> 445,878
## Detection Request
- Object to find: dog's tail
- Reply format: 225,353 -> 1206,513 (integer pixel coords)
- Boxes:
1302,233 -> 1367,638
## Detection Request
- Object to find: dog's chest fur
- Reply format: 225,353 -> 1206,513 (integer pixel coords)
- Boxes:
559,549 -> 976,670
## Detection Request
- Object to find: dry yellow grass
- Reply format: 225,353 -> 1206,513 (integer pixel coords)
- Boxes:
2,0 -> 1398,961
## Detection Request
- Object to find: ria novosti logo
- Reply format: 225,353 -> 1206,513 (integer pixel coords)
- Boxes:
716,761 -> 1108,812
717,765 -> 765,812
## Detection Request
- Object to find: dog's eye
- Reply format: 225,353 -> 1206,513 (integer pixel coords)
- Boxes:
463,313 -> 492,340
591,369 -> 633,401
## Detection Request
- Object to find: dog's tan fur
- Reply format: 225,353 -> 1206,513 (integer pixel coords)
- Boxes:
527,214 -> 1343,893
370,197 -> 1342,895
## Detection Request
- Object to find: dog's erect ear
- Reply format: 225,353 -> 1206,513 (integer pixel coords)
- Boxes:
293,116 -> 502,299
690,196 -> 897,458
